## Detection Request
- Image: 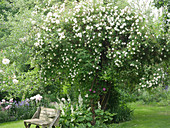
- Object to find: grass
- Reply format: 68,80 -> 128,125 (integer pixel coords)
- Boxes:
0,120 -> 36,128
0,120 -> 25,128
110,102 -> 170,128
0,102 -> 170,128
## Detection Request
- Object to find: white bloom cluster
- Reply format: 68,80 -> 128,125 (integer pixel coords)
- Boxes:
54,95 -> 72,116
53,93 -> 90,123
30,94 -> 43,101
128,0 -> 163,22
19,36 -> 27,42
139,68 -> 165,89
78,93 -> 83,107
12,79 -> 19,84
31,0 -> 167,85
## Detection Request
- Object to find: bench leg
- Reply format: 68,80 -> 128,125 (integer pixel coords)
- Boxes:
36,126 -> 40,128
24,122 -> 31,128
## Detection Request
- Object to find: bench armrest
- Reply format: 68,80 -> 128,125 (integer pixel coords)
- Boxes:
49,110 -> 61,128
32,107 -> 41,119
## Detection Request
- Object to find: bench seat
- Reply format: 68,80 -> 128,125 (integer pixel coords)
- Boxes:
24,107 -> 61,128
24,119 -> 51,126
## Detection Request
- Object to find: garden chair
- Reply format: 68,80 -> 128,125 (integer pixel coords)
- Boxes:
24,107 -> 61,128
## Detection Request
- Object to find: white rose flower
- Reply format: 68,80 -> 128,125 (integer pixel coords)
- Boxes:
31,20 -> 36,25
56,20 -> 60,24
47,12 -> 53,17
114,6 -> 118,10
30,96 -> 35,100
86,25 -> 91,30
13,79 -> 19,84
35,94 -> 43,101
85,94 -> 88,98
2,99 -> 5,103
2,58 -> 10,65
34,42 -> 39,47
61,98 -> 65,101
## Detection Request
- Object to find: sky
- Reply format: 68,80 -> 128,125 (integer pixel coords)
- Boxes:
128,0 -> 163,21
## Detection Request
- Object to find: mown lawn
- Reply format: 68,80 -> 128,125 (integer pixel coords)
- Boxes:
0,102 -> 170,128
110,102 -> 170,128
0,120 -> 35,128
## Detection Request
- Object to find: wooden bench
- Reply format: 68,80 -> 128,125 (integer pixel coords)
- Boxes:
24,107 -> 61,128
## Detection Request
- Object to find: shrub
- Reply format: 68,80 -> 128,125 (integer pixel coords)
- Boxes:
0,94 -> 44,122
14,100 -> 37,120
112,103 -> 133,123
52,93 -> 116,127
137,87 -> 170,105
0,111 -> 8,123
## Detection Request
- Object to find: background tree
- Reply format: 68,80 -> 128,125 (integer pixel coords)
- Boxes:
153,0 -> 169,33
0,0 -> 43,99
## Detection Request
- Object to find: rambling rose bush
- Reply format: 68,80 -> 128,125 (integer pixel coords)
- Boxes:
30,0 -> 169,124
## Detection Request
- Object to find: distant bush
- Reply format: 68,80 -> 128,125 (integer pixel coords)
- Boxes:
112,103 -> 133,123
0,94 -> 44,123
137,87 -> 170,105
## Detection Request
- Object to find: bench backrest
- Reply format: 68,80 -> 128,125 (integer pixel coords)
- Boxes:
39,107 -> 58,122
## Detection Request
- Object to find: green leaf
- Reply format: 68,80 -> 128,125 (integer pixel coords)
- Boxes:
87,122 -> 92,127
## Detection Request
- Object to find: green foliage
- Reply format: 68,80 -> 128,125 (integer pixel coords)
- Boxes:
0,0 -> 48,99
0,111 -> 8,123
53,93 -> 116,127
153,0 -> 170,33
153,0 -> 169,9
14,101 -> 37,120
113,103 -> 133,123
137,87 -> 170,105
0,94 -> 47,123
0,54 -> 42,99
